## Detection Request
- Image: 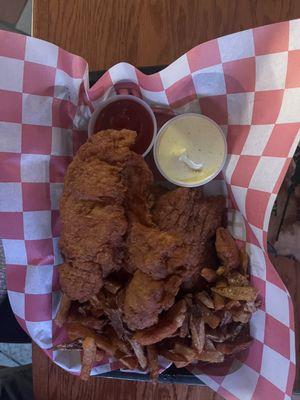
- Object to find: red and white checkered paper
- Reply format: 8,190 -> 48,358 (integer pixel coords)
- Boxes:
1,18 -> 300,399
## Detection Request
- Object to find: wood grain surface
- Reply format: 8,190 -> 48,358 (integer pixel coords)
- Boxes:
33,0 -> 300,70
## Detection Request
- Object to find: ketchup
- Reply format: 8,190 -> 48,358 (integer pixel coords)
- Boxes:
93,99 -> 154,155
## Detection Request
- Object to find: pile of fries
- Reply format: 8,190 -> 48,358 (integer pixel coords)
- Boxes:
55,227 -> 260,380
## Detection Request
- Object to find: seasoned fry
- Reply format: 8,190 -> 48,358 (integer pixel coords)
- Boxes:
95,349 -> 105,362
225,300 -> 241,310
174,342 -> 197,361
239,247 -> 249,275
80,337 -> 97,381
133,300 -> 186,345
189,315 -> 205,354
197,350 -> 224,363
195,303 -> 221,329
195,291 -> 214,309
227,271 -> 249,287
128,339 -> 147,369
213,293 -> 226,311
55,293 -> 71,327
211,286 -> 259,301
119,355 -> 140,370
147,345 -> 160,379
65,322 -> 95,341
200,268 -> 217,283
216,228 -> 240,270
159,349 -> 191,368
216,338 -> 252,355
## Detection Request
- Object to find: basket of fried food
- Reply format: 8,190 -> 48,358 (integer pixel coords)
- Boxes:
54,129 -> 261,381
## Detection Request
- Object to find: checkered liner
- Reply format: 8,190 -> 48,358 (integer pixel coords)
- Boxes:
1,18 -> 300,399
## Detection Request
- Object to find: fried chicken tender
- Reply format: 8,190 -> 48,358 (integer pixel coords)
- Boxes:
123,270 -> 182,330
59,129 -> 152,302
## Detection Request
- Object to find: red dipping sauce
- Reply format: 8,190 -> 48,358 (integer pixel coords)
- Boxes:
92,98 -> 156,156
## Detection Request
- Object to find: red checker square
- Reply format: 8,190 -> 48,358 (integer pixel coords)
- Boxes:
245,221 -> 260,247
238,339 -> 263,373
286,50 -> 300,88
286,362 -> 296,396
265,256 -> 287,290
0,212 -> 23,239
226,184 -> 239,211
0,31 -> 26,60
0,153 -> 21,182
57,48 -> 87,79
223,57 -> 256,93
166,75 -> 197,108
246,189 -> 271,229
253,21 -> 289,55
6,265 -> 26,292
218,387 -> 239,400
187,39 -> 221,72
252,90 -> 283,124
25,239 -> 54,265
23,62 -> 56,97
263,123 -> 300,157
230,155 -> 260,187
265,314 -> 290,359
15,315 -> 29,334
22,124 -> 52,155
25,293 -> 52,321
199,95 -> 227,125
50,155 -> 72,183
0,90 -> 22,123
136,70 -> 163,91
227,125 -> 251,155
273,158 -> 291,194
250,276 -> 266,310
52,266 -> 60,291
52,98 -> 77,129
51,210 -> 61,237
288,297 -> 294,330
88,71 -> 113,102
254,376 -> 285,400
73,130 -> 88,154
22,183 -> 51,211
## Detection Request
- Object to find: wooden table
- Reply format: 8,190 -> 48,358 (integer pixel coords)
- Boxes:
32,1 -> 300,399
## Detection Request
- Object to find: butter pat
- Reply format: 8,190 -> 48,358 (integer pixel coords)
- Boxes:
154,113 -> 227,187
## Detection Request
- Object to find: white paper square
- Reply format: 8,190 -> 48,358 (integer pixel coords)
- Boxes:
290,329 -> 296,364
160,54 -> 191,89
250,309 -> 266,343
26,320 -> 53,348
255,52 -> 288,91
0,183 -> 22,212
192,373 -> 220,392
2,239 -> 27,265
23,211 -> 52,240
50,183 -> 64,210
249,156 -> 286,192
54,69 -> 82,105
192,63 -> 226,97
263,193 -> 277,231
53,237 -> 63,265
140,88 -> 169,106
223,154 -> 239,183
0,56 -> 24,92
231,210 -> 246,241
109,62 -> 138,85
73,105 -> 91,130
25,265 -> 54,295
247,243 -> 266,280
21,154 -> 50,182
289,19 -> 300,50
265,281 -> 290,326
230,185 -> 248,217
241,125 -> 274,156
0,122 -> 21,152
22,94 -> 52,126
218,29 -> 255,62
277,88 -> 300,124
7,290 -> 25,319
248,223 -> 264,249
222,363 -> 259,400
227,92 -> 254,125
261,345 -> 289,391
25,37 -> 59,68
51,128 -> 73,156
52,290 -> 61,319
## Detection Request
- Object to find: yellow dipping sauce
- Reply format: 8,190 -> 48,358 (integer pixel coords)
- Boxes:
154,114 -> 227,187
